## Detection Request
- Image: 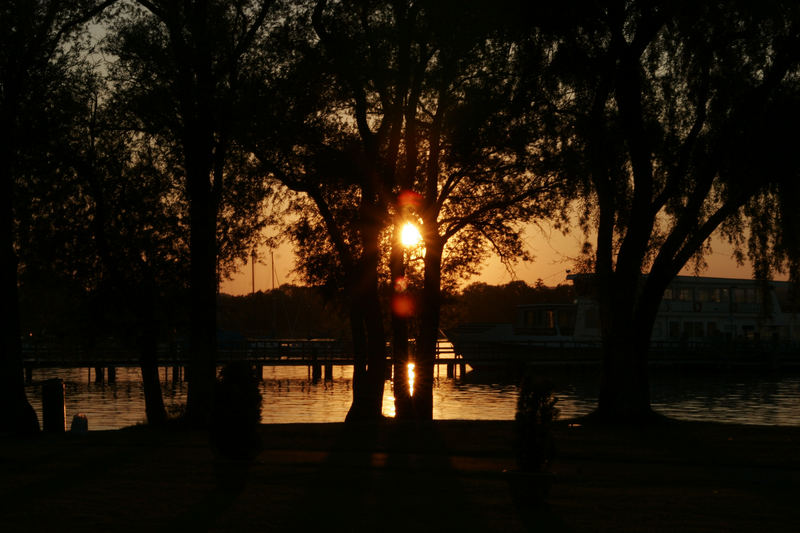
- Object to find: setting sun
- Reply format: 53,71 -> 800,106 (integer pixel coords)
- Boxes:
400,222 -> 422,247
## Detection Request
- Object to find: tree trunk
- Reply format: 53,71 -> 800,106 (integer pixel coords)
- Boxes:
137,284 -> 166,426
0,116 -> 39,434
363,277 -> 387,417
345,287 -> 386,421
596,326 -> 652,422
0,218 -> 40,434
345,220 -> 386,421
184,142 -> 218,428
348,295 -> 368,405
139,317 -> 166,426
414,238 -> 444,421
389,230 -> 412,419
595,274 -> 658,423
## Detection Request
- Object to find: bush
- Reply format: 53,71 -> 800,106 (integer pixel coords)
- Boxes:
209,363 -> 263,460
514,375 -> 559,472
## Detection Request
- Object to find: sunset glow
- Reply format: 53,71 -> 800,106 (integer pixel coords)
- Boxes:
400,222 -> 422,247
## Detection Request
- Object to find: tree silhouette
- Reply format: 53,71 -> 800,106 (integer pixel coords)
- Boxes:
529,0 -> 800,422
1,0 -> 118,434
244,0 -> 399,420
106,0 -> 275,426
74,86 -> 191,426
380,2 -> 565,419
246,1 -> 567,420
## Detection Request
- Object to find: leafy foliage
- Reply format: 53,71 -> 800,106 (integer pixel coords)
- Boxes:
217,285 -> 350,339
210,362 -> 263,460
441,280 -> 575,329
514,375 -> 559,472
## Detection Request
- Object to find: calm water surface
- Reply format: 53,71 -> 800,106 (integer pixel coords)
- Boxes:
24,365 -> 800,430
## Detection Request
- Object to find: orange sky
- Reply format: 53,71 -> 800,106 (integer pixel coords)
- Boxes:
219,223 -> 767,296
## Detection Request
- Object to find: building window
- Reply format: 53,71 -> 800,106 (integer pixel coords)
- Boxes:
710,288 -> 726,303
733,288 -> 762,304
683,321 -> 704,338
694,322 -> 704,338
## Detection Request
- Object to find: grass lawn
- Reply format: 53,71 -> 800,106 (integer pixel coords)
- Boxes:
1,419 -> 799,532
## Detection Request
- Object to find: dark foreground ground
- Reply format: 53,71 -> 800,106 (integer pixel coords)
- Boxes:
1,418 -> 799,532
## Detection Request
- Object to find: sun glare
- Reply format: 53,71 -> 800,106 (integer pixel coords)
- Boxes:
401,222 -> 422,247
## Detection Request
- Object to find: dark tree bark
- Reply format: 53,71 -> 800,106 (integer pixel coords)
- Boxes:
1,145 -> 40,434
414,237 -> 444,420
345,209 -> 387,421
390,222 -> 412,419
139,314 -> 167,426
183,129 -> 219,427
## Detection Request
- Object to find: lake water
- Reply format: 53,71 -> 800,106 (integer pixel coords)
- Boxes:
23,365 -> 800,430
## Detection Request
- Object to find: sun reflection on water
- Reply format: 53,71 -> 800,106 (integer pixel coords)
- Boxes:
408,363 -> 415,397
22,366 -> 800,428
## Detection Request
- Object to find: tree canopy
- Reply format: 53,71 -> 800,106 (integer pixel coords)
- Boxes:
525,0 -> 800,421
4,0 -> 800,430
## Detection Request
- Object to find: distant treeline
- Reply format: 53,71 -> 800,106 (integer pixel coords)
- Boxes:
21,278 -> 573,346
442,280 -> 574,329
217,286 -> 350,340
217,280 -> 574,340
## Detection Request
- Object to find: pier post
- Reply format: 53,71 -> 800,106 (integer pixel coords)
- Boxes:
311,345 -> 321,381
446,362 -> 454,378
459,362 -> 466,377
25,365 -> 33,384
172,365 -> 181,383
107,367 -> 116,383
42,379 -> 65,433
324,363 -> 333,380
256,364 -> 263,381
94,366 -> 104,384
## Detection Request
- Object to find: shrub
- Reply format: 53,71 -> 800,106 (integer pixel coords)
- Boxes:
514,375 -> 559,472
209,363 -> 263,460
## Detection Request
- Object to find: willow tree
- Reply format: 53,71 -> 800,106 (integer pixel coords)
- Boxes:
106,0 -> 275,426
529,0 -> 800,422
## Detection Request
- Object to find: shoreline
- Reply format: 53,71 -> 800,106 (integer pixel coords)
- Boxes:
2,419 -> 799,531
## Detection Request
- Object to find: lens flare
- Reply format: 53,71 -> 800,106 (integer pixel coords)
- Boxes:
398,190 -> 422,209
391,293 -> 415,317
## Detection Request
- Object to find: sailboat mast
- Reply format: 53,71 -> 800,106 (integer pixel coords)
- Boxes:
251,249 -> 256,294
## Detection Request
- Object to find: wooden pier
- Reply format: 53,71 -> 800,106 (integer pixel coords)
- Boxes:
21,339 -> 467,381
